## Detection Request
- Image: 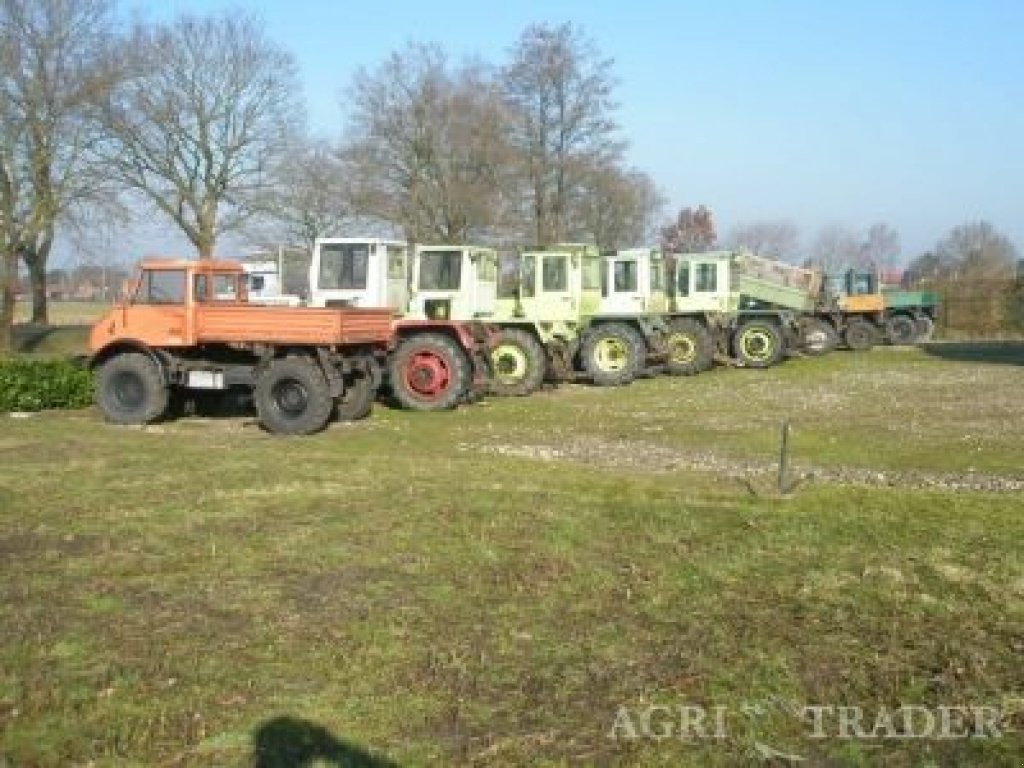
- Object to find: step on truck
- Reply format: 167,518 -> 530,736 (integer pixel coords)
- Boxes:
89,259 -> 394,435
605,247 -> 801,371
308,238 -> 493,410
406,243 -> 671,394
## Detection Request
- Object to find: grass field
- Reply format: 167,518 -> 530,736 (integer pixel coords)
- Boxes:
13,300 -> 110,327
1,347 -> 1022,766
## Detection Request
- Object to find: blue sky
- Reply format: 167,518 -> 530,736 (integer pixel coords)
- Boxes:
114,0 -> 1023,262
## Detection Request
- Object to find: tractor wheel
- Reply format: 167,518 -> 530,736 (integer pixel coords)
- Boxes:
844,320 -> 878,351
914,315 -> 935,342
581,323 -> 639,386
732,320 -> 783,368
96,352 -> 169,425
802,318 -> 838,356
665,317 -> 713,375
887,315 -> 917,345
254,356 -> 334,435
334,369 -> 374,422
388,332 -> 469,411
489,328 -> 546,396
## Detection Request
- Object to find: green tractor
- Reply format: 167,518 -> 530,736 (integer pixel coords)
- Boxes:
407,243 -> 669,394
605,248 -> 799,371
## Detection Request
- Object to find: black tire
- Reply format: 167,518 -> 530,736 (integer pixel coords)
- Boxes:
802,318 -> 838,356
334,369 -> 374,422
844,320 -> 878,351
914,315 -> 935,342
96,352 -> 169,425
664,317 -> 713,375
732,320 -> 784,368
886,315 -> 917,345
581,323 -> 639,386
254,356 -> 334,435
489,328 -> 547,396
388,332 -> 469,411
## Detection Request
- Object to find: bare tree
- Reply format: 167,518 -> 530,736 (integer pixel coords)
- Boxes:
502,23 -> 622,245
343,44 -> 512,244
660,205 -> 716,253
257,139 -> 361,253
859,222 -> 901,267
102,13 -> 302,259
570,162 -> 662,250
727,220 -> 800,260
935,220 -> 1016,279
0,0 -> 115,334
809,224 -> 862,272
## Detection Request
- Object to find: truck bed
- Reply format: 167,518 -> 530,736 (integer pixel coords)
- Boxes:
195,304 -> 395,346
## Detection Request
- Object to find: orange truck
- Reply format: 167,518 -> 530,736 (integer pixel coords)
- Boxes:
88,258 -> 394,434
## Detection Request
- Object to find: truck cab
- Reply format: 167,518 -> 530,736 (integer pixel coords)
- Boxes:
408,245 -> 498,320
309,238 -> 409,310
667,252 -> 741,314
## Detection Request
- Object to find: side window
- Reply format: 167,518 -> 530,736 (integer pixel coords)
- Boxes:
582,256 -> 601,290
497,253 -> 520,298
212,273 -> 238,300
542,255 -> 567,292
521,254 -> 536,298
613,260 -> 637,292
695,263 -> 717,292
729,260 -> 739,291
137,269 -> 186,305
677,262 -> 690,297
477,253 -> 497,282
418,250 -> 462,290
250,275 -> 266,291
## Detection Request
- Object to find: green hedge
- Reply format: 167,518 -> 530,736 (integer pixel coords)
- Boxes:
0,358 -> 93,412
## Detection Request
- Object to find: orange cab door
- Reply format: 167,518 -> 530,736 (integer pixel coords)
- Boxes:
121,268 -> 191,347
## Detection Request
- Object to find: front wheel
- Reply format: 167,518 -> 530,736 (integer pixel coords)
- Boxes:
886,315 -> 917,345
581,323 -> 639,386
914,315 -> 935,342
388,332 -> 469,410
665,318 -> 713,375
489,328 -> 546,396
844,320 -> 878,351
802,318 -> 838,356
254,356 -> 334,435
732,320 -> 783,368
96,352 -> 169,425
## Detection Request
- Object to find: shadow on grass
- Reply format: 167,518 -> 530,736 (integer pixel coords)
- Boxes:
12,323 -> 90,356
252,716 -> 398,767
920,341 -> 1024,366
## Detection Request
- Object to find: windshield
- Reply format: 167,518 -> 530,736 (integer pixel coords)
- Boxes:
318,243 -> 369,290
419,250 -> 462,290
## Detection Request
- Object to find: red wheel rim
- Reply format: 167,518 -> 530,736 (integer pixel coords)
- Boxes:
403,350 -> 451,399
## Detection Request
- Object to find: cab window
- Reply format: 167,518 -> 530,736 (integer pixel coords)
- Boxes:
497,253 -> 520,298
319,242 -> 369,290
418,250 -> 462,290
194,273 -> 240,302
521,254 -> 536,298
695,263 -> 717,292
677,263 -> 690,297
582,256 -> 601,291
477,253 -> 497,282
137,269 -> 186,304
542,255 -> 568,292
387,246 -> 407,280
651,261 -> 664,291
614,260 -> 637,292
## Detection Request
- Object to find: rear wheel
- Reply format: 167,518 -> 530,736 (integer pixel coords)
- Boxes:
389,332 -> 469,410
887,315 -> 917,345
582,323 -> 639,386
914,315 -> 935,342
254,356 -> 333,435
732,320 -> 783,368
334,369 -> 374,421
802,318 -> 838,356
96,352 -> 169,425
489,328 -> 546,396
844,320 -> 878,351
665,318 -> 713,375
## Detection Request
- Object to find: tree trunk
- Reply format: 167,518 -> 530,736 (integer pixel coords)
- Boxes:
0,248 -> 18,353
197,240 -> 214,259
22,229 -> 53,324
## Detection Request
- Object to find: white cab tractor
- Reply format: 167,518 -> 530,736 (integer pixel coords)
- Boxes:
407,245 -> 499,321
242,261 -> 301,306
308,237 -> 494,410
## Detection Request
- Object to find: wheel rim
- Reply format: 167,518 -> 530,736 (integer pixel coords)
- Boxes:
492,343 -> 528,384
272,378 -> 309,417
741,328 -> 774,362
667,332 -> 696,364
404,350 -> 452,399
111,371 -> 145,411
594,337 -> 629,372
